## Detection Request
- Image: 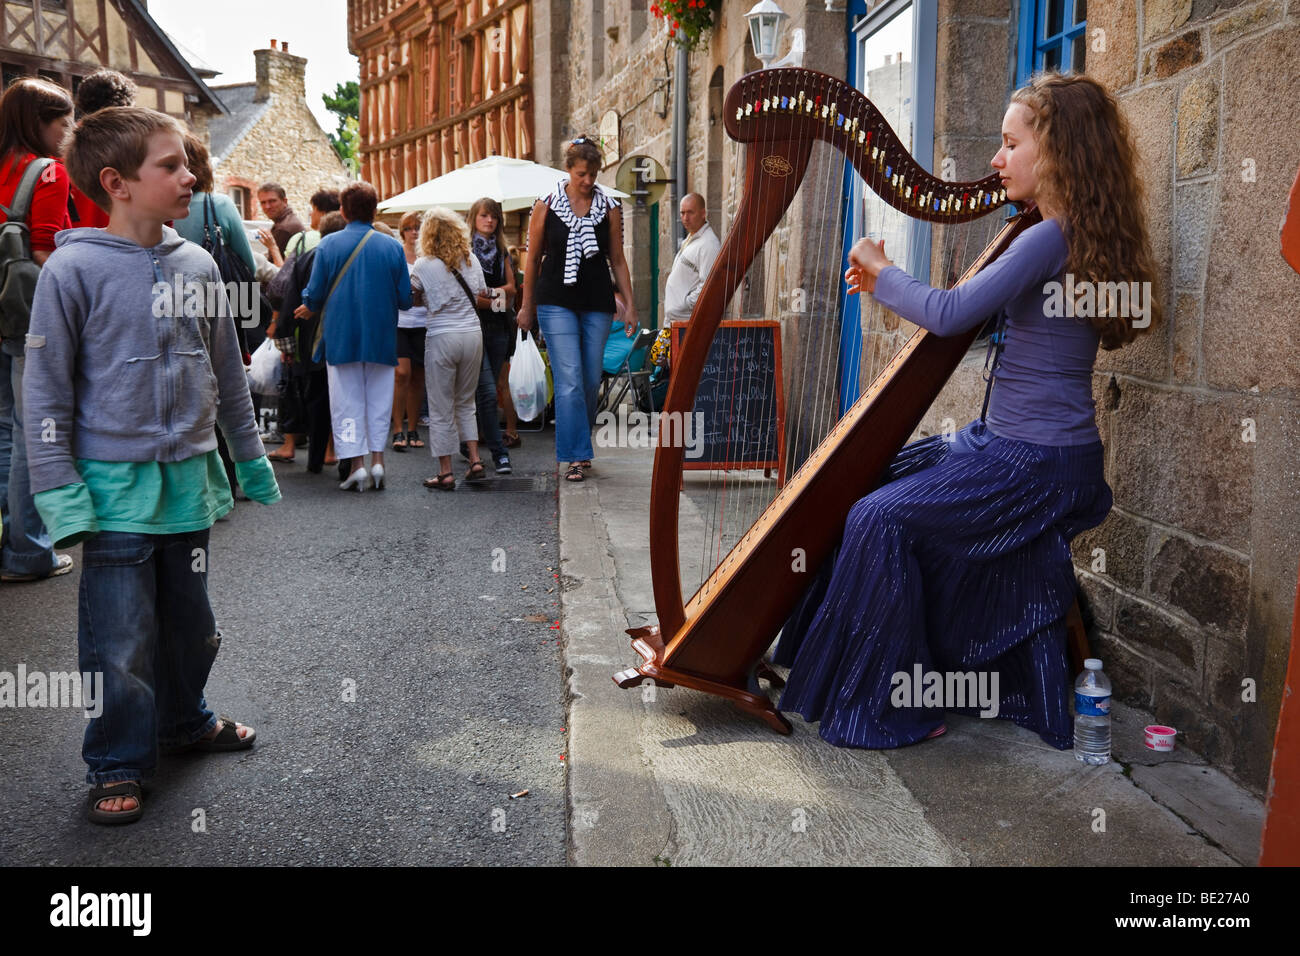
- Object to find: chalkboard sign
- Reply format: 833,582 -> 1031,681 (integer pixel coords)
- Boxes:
671,320 -> 786,481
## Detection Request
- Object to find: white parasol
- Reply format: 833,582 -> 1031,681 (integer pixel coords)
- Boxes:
377,155 -> 629,214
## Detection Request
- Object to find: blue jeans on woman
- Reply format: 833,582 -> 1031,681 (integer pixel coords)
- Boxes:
536,305 -> 612,462
0,347 -> 59,577
78,529 -> 222,784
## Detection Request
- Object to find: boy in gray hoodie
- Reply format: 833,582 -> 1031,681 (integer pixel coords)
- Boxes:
22,107 -> 279,824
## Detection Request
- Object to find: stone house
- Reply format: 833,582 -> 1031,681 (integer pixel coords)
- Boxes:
544,0 -> 1299,796
208,41 -> 351,221
0,0 -> 223,128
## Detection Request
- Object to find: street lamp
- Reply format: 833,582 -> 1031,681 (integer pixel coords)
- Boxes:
745,0 -> 789,70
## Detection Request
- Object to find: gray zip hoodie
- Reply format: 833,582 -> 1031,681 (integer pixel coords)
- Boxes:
22,225 -> 262,495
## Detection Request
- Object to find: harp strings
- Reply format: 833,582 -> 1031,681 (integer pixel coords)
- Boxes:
683,71 -> 1005,602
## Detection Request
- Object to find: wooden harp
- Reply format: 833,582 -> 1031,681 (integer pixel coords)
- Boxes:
613,68 -> 1042,732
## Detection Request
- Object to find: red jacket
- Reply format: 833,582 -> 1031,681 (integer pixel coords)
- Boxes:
0,151 -> 72,252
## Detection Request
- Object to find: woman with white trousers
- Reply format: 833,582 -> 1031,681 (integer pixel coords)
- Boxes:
297,181 -> 412,491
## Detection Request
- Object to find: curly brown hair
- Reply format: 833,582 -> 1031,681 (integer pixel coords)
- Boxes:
1011,72 -> 1161,350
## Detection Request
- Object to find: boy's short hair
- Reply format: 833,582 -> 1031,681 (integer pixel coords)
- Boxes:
66,106 -> 184,211
340,181 -> 378,223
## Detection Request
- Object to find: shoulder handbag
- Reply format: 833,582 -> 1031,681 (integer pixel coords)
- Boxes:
450,263 -> 481,313
311,229 -> 375,363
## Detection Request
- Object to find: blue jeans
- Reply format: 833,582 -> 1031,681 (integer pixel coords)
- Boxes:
78,529 -> 221,784
0,347 -> 57,576
474,350 -> 504,457
536,305 -> 612,462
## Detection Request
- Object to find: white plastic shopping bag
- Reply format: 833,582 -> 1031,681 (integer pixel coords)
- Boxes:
247,338 -> 283,396
510,329 -> 548,422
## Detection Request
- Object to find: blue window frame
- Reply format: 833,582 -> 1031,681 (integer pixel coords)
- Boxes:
1017,0 -> 1088,85
838,0 -> 938,410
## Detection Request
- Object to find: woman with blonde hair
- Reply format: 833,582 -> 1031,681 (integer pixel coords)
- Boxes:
776,72 -> 1160,753
413,207 -> 489,490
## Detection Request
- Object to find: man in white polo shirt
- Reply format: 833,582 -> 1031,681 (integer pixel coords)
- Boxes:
664,193 -> 721,323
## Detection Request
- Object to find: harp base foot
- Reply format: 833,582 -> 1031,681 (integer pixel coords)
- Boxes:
614,626 -> 794,736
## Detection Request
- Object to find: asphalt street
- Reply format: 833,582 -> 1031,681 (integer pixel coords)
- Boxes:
0,428 -> 567,865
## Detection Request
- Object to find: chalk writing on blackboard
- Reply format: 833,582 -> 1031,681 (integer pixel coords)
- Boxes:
671,320 -> 786,480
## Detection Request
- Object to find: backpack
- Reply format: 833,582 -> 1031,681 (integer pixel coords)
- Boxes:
0,157 -> 55,341
198,193 -> 273,356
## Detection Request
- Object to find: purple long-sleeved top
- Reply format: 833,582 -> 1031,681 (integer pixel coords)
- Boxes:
871,218 -> 1100,446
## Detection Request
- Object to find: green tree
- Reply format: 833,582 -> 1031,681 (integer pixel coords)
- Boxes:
323,81 -> 360,174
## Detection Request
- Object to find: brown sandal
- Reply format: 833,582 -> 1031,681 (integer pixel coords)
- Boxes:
424,472 -> 456,491
564,464 -> 585,482
465,460 -> 488,482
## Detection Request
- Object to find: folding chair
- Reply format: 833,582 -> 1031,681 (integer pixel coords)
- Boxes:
598,323 -> 659,413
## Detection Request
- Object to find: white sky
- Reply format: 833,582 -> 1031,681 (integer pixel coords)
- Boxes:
145,0 -> 359,134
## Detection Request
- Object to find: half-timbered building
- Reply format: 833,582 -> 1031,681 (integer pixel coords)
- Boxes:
347,0 -> 533,200
0,0 -> 223,128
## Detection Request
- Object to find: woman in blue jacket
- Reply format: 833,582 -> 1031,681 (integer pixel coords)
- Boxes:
296,181 -> 411,491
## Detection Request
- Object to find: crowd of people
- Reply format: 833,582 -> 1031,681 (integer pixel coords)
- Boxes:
0,63 -> 643,823
0,55 -> 1162,827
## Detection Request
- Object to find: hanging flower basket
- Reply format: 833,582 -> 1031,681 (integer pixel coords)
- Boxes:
651,0 -> 723,52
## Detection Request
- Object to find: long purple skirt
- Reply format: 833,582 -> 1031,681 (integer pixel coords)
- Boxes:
774,420 -> 1111,750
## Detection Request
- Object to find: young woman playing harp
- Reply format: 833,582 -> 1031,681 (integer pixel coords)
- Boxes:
774,73 -> 1161,751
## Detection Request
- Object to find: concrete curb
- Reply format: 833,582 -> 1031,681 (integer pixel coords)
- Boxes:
559,475 -> 674,866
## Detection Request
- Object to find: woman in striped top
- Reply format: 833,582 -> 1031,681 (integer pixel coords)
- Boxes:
516,137 -> 637,483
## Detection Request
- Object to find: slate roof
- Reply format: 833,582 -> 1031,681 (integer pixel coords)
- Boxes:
207,83 -> 271,163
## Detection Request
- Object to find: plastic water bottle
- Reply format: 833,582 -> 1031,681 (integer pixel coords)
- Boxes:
1074,658 -> 1112,765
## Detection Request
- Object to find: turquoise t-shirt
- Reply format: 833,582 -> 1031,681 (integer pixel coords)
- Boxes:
33,452 -> 279,547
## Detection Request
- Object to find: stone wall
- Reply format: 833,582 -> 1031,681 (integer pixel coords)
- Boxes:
917,0 -> 1300,795
1074,0 -> 1300,793
912,0 -> 1019,433
215,47 -> 351,218
549,1 -> 852,472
